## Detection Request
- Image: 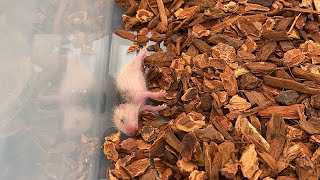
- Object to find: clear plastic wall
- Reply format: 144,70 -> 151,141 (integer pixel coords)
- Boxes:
0,0 -> 130,179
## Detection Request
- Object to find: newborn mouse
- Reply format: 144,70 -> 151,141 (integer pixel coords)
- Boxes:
113,49 -> 167,136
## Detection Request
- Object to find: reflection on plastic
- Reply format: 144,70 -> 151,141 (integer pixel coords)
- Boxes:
37,54 -> 96,138
0,0 -> 112,179
0,0 -> 132,179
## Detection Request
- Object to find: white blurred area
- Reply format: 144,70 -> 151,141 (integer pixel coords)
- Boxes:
0,0 -> 135,179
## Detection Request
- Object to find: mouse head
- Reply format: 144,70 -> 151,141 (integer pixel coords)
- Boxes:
113,103 -> 139,136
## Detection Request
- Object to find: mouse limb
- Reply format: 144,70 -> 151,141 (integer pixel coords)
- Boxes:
133,49 -> 147,68
137,89 -> 167,101
141,104 -> 167,112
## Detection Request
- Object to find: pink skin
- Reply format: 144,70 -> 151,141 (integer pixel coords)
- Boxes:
142,104 -> 167,112
115,103 -> 167,136
113,49 -> 167,136
114,92 -> 167,136
137,89 -> 167,102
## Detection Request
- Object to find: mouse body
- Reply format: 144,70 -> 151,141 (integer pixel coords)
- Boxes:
113,49 -> 167,136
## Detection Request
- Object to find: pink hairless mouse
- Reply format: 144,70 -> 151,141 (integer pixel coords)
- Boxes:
113,49 -> 167,136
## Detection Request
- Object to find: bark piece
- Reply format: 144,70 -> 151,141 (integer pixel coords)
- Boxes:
258,104 -> 305,119
311,95 -> 320,109
245,91 -> 270,106
203,142 -> 213,179
261,30 -> 292,41
235,116 -> 270,152
304,21 -> 320,33
208,34 -> 242,49
248,0 -> 274,7
283,49 -> 306,67
311,147 -> 320,178
177,159 -> 198,176
174,6 -> 199,20
266,113 -> 287,160
192,24 -> 210,38
219,67 -> 238,96
211,43 -> 236,65
237,17 -> 262,37
194,125 -> 225,143
180,132 -> 197,162
279,41 -> 295,51
137,35 -> 149,45
154,158 -> 173,180
276,90 -> 299,105
263,75 -> 320,95
257,151 -> 279,172
295,155 -> 318,180
164,131 -> 182,153
246,62 -> 277,75
245,3 -> 270,12
136,9 -> 154,23
277,143 -> 302,172
286,126 -> 304,141
120,138 -> 138,151
174,112 -> 206,132
211,16 -> 241,34
240,144 -> 260,179
115,30 -> 136,41
192,39 -> 211,54
239,73 -> 263,90
292,67 -> 320,85
150,135 -> 165,158
225,95 -> 252,112
139,168 -> 157,180
103,141 -> 119,162
221,159 -> 239,179
189,170 -> 206,180
181,87 -> 198,101
298,111 -> 320,135
155,0 -> 167,26
257,41 -> 277,61
126,158 -> 150,177
127,42 -> 139,53
141,126 -> 159,142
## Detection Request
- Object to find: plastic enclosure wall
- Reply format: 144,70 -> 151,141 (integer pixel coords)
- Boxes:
0,0 -> 134,179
